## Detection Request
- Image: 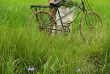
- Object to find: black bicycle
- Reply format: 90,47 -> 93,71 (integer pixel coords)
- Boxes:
27,0 -> 104,41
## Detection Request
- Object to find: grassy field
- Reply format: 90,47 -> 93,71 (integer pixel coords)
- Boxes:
0,0 -> 110,74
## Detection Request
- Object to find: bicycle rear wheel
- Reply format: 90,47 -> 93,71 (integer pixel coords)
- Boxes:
80,11 -> 104,41
27,11 -> 57,34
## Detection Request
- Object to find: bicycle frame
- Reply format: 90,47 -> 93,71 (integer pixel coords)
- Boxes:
31,1 -> 87,31
51,1 -> 85,28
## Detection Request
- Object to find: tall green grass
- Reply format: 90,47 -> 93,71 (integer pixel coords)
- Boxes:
0,0 -> 110,74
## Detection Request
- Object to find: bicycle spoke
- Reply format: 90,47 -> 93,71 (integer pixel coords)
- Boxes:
80,11 -> 103,41
27,11 -> 57,34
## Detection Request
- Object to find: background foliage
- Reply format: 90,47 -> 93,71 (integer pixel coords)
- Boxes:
0,0 -> 110,74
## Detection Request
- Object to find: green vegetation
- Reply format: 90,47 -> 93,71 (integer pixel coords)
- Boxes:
0,0 -> 110,74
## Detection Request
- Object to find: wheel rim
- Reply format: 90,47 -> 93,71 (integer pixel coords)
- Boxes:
80,11 -> 103,41
27,11 -> 57,34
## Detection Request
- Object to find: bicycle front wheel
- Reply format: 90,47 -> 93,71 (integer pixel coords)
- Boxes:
27,11 -> 57,34
80,11 -> 104,41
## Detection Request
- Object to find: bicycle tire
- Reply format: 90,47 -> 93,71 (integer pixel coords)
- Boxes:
80,11 -> 104,41
27,11 -> 57,34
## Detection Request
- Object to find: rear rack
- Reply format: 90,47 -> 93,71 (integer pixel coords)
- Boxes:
31,5 -> 50,8
30,5 -> 50,12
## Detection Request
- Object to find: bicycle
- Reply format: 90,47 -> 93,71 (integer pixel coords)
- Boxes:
27,0 -> 104,41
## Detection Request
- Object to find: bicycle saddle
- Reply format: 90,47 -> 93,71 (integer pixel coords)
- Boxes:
50,0 -> 61,7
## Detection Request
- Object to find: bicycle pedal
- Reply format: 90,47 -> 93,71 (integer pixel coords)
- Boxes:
90,26 -> 94,29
